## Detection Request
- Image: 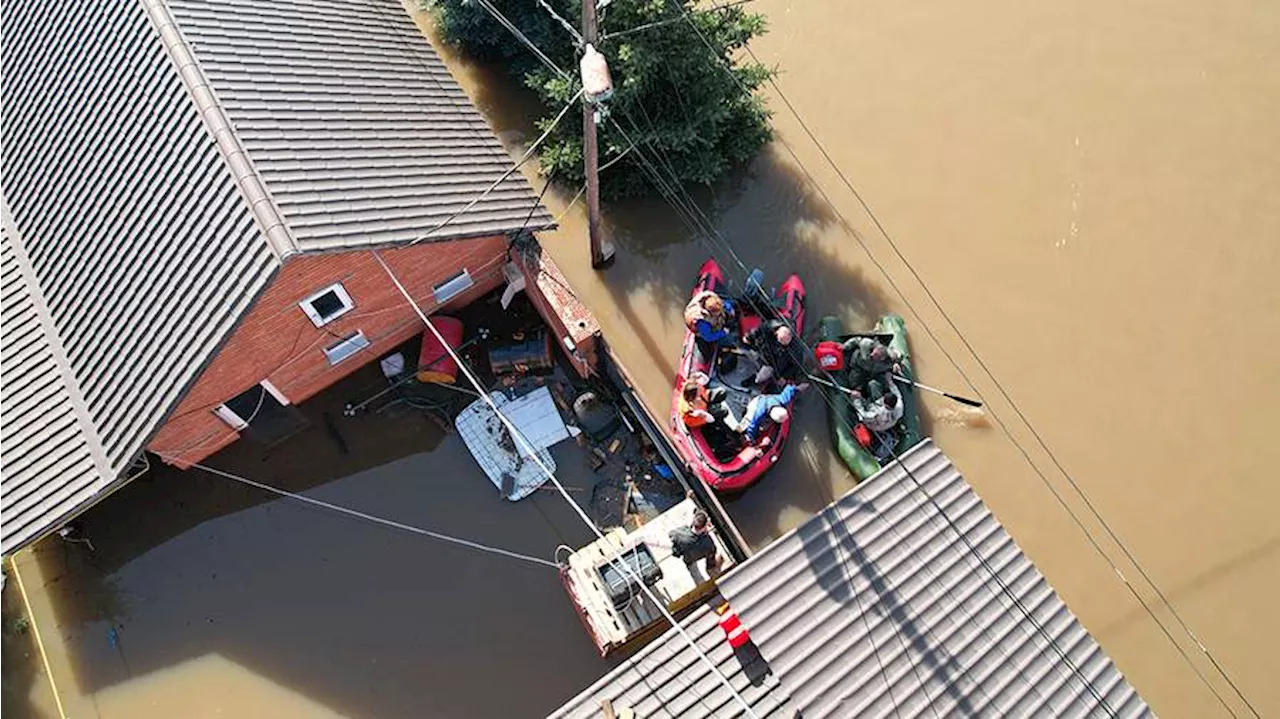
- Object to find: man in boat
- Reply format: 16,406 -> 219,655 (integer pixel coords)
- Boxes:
743,318 -> 804,388
854,383 -> 905,433
684,290 -> 736,358
677,373 -> 730,428
843,336 -> 903,399
736,382 -> 809,444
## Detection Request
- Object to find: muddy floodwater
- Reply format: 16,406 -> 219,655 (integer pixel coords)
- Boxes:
429,0 -> 1280,716
10,2 -> 1277,717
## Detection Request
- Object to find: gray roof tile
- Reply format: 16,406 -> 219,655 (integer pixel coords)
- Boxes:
170,0 -> 553,252
551,441 -> 1151,718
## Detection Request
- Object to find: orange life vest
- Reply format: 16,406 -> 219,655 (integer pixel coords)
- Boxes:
678,387 -> 712,427
684,291 -> 725,333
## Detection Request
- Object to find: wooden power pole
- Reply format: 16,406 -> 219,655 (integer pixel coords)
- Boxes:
580,0 -> 615,269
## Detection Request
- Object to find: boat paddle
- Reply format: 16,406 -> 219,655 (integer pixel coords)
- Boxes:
806,372 -> 984,409
891,375 -> 983,408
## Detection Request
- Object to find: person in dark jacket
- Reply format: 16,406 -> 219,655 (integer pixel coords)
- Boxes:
743,318 -> 804,387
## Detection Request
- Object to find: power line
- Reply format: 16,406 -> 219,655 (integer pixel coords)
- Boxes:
407,88 -> 583,246
608,108 -> 1118,719
370,249 -> 760,718
161,456 -> 559,569
407,4 -> 1101,714
660,4 -> 1256,714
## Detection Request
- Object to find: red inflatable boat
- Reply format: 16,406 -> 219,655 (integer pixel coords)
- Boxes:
669,260 -> 806,493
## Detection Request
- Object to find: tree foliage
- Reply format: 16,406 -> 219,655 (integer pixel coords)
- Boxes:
428,0 -> 773,199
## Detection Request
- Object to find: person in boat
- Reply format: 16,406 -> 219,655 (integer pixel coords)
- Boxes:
669,508 -> 723,577
843,337 -> 903,398
854,383 -> 905,433
684,290 -> 736,357
743,318 -> 804,388
736,382 -> 809,444
677,373 -> 730,428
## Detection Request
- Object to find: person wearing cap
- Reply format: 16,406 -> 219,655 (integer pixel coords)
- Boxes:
843,337 -> 903,398
684,290 -> 736,356
743,318 -> 805,387
736,382 -> 809,443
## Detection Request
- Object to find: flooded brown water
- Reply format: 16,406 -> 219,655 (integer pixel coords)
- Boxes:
12,3 -> 1277,717
427,0 -> 1280,716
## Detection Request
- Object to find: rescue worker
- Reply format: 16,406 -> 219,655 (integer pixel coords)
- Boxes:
677,373 -> 729,428
684,290 -> 735,357
743,318 -> 804,387
736,382 -> 809,443
842,336 -> 903,398
854,384 -> 905,432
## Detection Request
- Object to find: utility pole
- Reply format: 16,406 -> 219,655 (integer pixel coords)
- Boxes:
580,0 -> 615,269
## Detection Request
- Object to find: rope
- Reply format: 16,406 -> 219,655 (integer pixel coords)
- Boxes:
166,457 -> 558,569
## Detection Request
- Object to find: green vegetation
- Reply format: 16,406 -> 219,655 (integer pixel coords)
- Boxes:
428,0 -> 774,199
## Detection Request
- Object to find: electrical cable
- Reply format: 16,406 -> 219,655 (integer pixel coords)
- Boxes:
158,455 -> 559,569
406,88 -> 583,246
370,248 -> 760,718
608,99 -> 1118,717
651,6 -> 1256,715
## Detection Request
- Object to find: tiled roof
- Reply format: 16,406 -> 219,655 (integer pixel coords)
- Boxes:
718,440 -> 1152,718
0,0 -> 549,553
170,0 -> 554,252
550,440 -> 1152,718
548,604 -> 797,719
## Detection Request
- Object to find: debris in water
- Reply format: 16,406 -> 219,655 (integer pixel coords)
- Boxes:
933,407 -> 991,429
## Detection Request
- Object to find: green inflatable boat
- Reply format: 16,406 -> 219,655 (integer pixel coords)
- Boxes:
815,314 -> 924,482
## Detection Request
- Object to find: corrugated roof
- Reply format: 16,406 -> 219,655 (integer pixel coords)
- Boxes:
170,0 -> 554,252
719,439 -> 1152,718
550,440 -> 1151,718
0,216 -> 114,551
1,0 -> 550,553
0,0 -> 280,553
548,605 -> 797,719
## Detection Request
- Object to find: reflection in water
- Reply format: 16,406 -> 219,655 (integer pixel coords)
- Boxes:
427,1 -> 1280,715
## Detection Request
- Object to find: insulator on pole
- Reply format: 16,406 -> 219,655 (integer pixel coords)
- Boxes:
580,43 -> 614,103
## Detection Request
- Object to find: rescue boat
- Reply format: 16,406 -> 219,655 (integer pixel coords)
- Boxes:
814,314 -> 923,481
669,259 -> 806,493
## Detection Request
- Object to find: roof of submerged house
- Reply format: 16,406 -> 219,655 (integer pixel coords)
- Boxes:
0,0 -> 549,554
551,440 -> 1152,718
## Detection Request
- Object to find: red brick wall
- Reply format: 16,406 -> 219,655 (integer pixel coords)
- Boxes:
148,236 -> 508,467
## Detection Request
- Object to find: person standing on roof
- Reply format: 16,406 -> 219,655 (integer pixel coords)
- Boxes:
736,382 -> 809,443
685,290 -> 736,357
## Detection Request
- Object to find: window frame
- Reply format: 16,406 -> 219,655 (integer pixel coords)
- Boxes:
433,268 -> 474,306
299,282 -> 355,327
323,330 -> 371,366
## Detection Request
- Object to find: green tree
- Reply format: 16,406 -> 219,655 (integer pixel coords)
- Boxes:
428,0 -> 773,199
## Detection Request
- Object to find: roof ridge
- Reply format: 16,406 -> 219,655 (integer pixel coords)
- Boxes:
0,198 -> 115,487
137,0 -> 300,259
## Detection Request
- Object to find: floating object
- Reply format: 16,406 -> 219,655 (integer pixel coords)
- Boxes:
669,259 -> 807,494
417,316 -> 464,384
608,438 -> 623,454
573,391 -> 620,440
488,330 -> 553,376
456,388 -> 571,500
